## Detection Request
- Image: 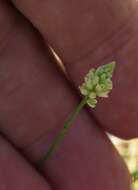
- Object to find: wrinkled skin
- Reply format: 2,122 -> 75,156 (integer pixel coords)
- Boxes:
11,0 -> 138,139
0,0 -> 138,189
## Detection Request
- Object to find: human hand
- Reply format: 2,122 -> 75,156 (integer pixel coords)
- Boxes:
0,0 -> 135,189
11,0 -> 138,139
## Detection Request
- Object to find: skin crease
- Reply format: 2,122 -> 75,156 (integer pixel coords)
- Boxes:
0,0 -> 131,189
10,0 -> 138,139
0,137 -> 52,190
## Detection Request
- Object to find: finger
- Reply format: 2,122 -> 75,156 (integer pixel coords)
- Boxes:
0,136 -> 52,190
0,5 -> 76,147
0,0 -> 16,45
10,0 -> 136,62
0,3 -> 131,190
10,0 -> 138,139
27,110 -> 131,190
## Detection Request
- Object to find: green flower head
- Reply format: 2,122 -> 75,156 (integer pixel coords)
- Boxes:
79,61 -> 116,108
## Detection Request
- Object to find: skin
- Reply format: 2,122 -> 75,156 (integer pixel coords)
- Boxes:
10,0 -> 138,139
0,136 -> 52,190
0,0 -> 137,189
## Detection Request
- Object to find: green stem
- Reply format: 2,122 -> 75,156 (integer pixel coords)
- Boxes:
41,97 -> 87,161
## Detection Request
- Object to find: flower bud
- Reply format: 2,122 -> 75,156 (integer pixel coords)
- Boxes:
79,61 -> 116,108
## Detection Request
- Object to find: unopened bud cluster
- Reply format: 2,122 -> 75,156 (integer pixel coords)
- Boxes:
79,62 -> 116,108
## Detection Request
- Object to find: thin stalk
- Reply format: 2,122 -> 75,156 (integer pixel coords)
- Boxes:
41,97 -> 87,161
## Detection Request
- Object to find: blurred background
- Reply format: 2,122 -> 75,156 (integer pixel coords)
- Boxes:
110,137 -> 138,190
